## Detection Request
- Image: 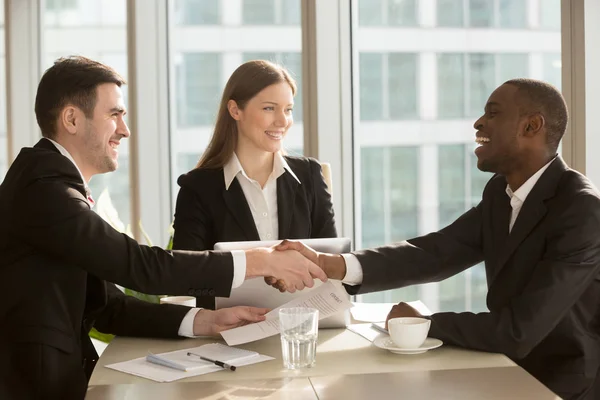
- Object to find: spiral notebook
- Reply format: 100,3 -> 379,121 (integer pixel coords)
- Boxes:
105,343 -> 274,382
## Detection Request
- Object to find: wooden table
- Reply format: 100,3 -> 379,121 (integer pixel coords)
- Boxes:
90,326 -> 516,385
88,367 -> 559,399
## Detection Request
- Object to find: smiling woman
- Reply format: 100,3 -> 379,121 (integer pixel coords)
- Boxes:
171,60 -> 338,309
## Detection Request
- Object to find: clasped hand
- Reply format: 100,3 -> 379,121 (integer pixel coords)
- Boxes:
264,240 -> 322,293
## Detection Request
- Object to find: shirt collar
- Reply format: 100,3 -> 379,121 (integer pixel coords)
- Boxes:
505,157 -> 556,203
223,152 -> 301,190
45,138 -> 88,186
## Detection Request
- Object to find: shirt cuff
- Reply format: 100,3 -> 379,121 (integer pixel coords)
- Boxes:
231,250 -> 246,290
341,253 -> 363,285
178,307 -> 201,338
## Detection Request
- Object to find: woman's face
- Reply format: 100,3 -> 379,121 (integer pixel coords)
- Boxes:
229,82 -> 294,154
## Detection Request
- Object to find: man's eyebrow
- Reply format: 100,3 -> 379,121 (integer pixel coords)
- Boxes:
109,106 -> 126,114
485,101 -> 501,110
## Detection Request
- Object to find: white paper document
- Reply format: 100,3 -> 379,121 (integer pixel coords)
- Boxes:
221,280 -> 353,346
105,343 -> 274,382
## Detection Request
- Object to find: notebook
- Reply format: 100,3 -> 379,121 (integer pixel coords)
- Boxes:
105,343 -> 274,382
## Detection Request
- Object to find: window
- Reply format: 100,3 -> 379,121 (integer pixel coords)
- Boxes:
175,0 -> 220,25
175,53 -> 221,127
169,0 -> 304,202
543,53 -> 561,89
46,0 -> 77,11
468,0 -> 494,27
540,0 -> 560,30
437,0 -> 464,27
438,53 -> 529,118
242,0 -> 301,25
359,53 -> 418,121
439,0 -> 527,28
438,145 -> 466,228
41,0 -> 131,225
358,0 -> 418,26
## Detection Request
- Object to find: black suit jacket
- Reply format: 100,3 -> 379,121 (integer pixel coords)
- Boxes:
0,139 -> 235,399
172,156 -> 337,307
348,157 -> 600,400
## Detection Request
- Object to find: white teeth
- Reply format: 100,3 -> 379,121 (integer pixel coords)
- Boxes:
475,137 -> 490,144
266,131 -> 283,139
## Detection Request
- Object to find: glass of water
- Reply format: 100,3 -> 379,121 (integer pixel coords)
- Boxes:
279,307 -> 319,369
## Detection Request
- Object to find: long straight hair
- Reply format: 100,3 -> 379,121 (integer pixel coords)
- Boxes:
196,60 -> 297,169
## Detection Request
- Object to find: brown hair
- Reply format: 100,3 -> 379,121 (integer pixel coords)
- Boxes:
196,60 -> 297,169
35,55 -> 126,139
504,78 -> 568,152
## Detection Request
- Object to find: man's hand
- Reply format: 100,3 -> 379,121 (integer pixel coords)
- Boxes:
245,245 -> 327,293
192,306 -> 269,336
385,302 -> 423,330
264,240 -> 347,292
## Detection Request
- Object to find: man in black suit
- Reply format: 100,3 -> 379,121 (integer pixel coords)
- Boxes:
275,79 -> 600,400
0,56 -> 327,399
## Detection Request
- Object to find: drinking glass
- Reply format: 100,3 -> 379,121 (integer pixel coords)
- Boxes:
279,307 -> 319,369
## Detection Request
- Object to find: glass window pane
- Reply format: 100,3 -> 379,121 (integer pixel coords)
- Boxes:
438,145 -> 466,228
360,147 -> 386,248
358,0 -> 383,26
437,54 -> 465,118
42,0 -> 130,225
496,53 -> 529,83
390,146 -> 419,240
388,53 -> 418,119
498,0 -> 527,28
359,53 -> 384,121
468,53 -> 495,117
388,0 -> 418,26
540,0 -> 560,30
175,0 -> 220,25
543,53 -> 562,90
437,0 -> 464,27
242,0 -> 275,25
468,0 -> 494,27
281,0 -> 301,25
176,53 -> 221,127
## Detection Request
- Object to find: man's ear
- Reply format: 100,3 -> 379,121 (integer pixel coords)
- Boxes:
227,100 -> 241,121
524,113 -> 545,137
60,106 -> 79,135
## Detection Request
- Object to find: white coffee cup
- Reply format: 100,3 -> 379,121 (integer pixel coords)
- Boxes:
387,317 -> 431,349
159,296 -> 196,307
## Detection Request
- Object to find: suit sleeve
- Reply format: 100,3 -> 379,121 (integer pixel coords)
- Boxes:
172,184 -> 212,251
14,179 -> 233,297
309,159 -> 338,238
427,193 -> 600,360
347,203 -> 485,295
91,283 -> 190,338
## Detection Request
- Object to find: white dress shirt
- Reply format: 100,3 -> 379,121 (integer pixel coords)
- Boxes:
46,138 -> 221,337
341,158 -> 556,286
505,159 -> 554,232
223,152 -> 301,241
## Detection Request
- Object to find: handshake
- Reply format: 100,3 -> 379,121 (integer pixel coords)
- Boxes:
245,240 -> 347,293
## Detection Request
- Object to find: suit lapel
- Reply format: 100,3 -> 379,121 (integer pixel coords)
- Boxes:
495,157 -> 566,269
223,179 -> 260,240
277,171 -> 300,239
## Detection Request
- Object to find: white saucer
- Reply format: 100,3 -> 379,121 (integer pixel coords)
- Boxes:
373,336 -> 443,355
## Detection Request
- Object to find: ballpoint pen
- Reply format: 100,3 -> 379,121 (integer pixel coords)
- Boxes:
187,352 -> 237,371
